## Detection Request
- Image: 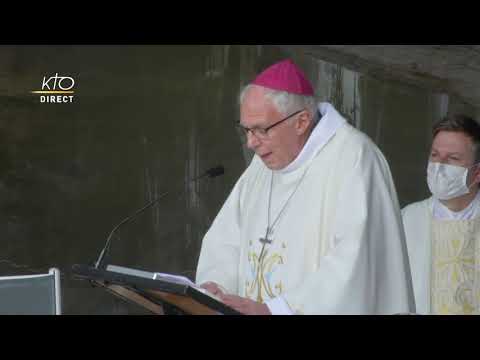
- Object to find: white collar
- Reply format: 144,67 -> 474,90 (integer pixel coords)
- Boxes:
276,103 -> 347,174
432,190 -> 480,220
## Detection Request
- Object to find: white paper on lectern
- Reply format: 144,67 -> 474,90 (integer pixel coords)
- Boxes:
106,264 -> 223,303
152,272 -> 196,286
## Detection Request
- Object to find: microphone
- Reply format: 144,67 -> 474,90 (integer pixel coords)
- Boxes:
94,165 -> 225,270
200,165 -> 224,179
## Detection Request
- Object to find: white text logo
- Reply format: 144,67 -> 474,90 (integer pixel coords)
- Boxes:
31,73 -> 76,103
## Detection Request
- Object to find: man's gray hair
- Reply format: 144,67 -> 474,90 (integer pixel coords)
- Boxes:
240,85 -> 319,126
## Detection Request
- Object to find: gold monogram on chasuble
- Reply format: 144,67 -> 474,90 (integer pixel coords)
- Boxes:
245,241 -> 286,303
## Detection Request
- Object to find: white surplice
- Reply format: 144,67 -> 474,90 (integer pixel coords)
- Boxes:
402,192 -> 480,314
196,103 -> 415,314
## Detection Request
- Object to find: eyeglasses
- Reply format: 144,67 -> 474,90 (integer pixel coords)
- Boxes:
237,109 -> 304,142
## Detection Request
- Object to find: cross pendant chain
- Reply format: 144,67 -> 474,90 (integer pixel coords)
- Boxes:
259,168 -> 309,247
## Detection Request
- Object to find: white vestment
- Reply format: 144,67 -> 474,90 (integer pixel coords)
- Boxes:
402,193 -> 480,314
196,103 -> 415,314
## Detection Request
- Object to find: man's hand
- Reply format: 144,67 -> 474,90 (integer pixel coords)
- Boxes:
199,281 -> 225,297
220,294 -> 271,315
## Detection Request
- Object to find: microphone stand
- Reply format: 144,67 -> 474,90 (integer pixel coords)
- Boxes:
94,166 -> 225,270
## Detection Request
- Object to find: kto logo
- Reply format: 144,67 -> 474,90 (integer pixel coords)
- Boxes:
31,73 -> 76,103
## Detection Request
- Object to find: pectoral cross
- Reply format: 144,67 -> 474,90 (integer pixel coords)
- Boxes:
259,227 -> 274,245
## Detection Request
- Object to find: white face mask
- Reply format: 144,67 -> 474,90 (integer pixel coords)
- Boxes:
427,161 -> 477,200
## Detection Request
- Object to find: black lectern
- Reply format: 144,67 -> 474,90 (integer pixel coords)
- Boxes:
71,264 -> 242,315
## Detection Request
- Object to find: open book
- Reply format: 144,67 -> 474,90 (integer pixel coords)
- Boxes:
105,264 -> 223,302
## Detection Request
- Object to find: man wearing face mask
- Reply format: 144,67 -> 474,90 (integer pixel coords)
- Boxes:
402,114 -> 480,315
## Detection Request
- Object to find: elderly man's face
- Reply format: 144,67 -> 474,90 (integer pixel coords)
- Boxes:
240,87 -> 305,170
